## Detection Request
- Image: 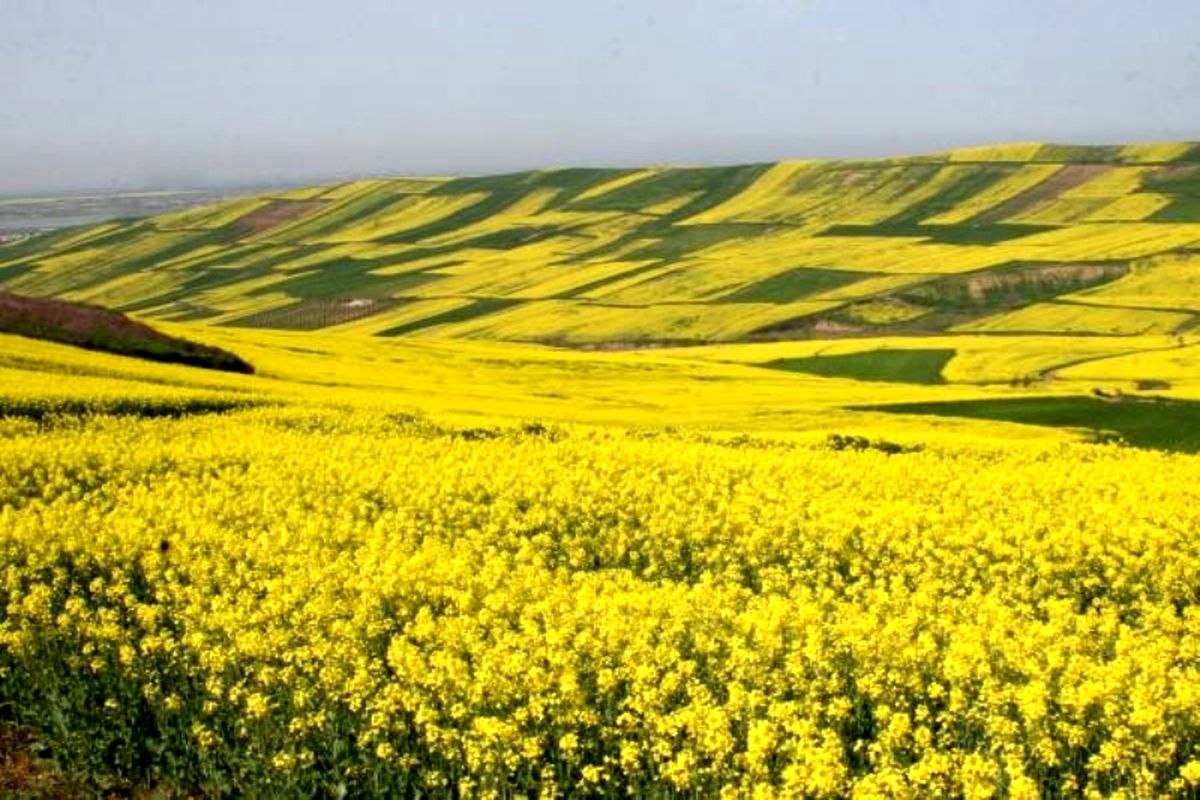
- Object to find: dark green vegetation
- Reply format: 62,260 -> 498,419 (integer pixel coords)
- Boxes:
0,292 -> 254,373
624,222 -> 768,262
0,395 -> 261,421
764,348 -> 957,385
570,165 -> 769,217
753,262 -> 1133,338
722,267 -> 865,303
863,395 -> 1200,453
378,297 -> 522,337
1147,165 -> 1200,222
884,165 -> 1015,225
899,262 -> 1129,309
821,223 -> 1049,244
824,433 -> 919,454
1031,144 -> 1125,163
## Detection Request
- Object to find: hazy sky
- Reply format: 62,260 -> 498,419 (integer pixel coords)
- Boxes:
3,0 -> 1198,194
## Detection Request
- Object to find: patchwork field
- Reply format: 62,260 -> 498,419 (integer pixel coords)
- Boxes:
3,141 -> 1199,346
7,140 -> 1198,444
5,142 -> 1200,796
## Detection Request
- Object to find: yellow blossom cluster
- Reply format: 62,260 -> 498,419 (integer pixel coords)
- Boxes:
2,408 -> 1200,796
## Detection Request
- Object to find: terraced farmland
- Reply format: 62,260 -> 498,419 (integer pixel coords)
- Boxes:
3,141 -> 1198,347
5,141 -> 1200,448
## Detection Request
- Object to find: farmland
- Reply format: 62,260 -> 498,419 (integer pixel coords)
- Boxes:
8,139 -> 1200,441
5,142 -> 1200,796
3,141 -> 1199,345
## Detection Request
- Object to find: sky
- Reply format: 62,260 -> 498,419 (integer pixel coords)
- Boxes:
2,0 -> 1198,194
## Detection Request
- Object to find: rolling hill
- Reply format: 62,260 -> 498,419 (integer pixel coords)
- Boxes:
5,141 -> 1200,448
9,146 -> 1200,795
1,141 -> 1198,346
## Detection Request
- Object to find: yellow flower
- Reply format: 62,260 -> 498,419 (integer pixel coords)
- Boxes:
245,693 -> 270,719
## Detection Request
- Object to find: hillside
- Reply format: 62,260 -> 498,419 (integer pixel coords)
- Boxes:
2,141 -> 1198,346
6,142 -> 1200,450
0,291 -> 254,373
9,148 -> 1200,798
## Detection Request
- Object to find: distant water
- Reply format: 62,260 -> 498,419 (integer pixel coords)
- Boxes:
0,212 -> 124,233
0,188 -> 263,235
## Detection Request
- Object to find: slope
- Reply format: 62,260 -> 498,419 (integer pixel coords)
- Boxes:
1,142 -> 1197,346
4,142 -> 1200,449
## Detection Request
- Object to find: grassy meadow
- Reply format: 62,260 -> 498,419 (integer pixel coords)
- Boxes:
5,142 -> 1200,796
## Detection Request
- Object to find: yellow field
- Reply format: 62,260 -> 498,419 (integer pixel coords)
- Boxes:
944,142 -> 1046,162
5,141 -> 1200,795
1068,253 -> 1200,311
319,193 -> 488,243
4,318 -> 1200,796
924,165 -> 1063,224
954,302 -> 1193,336
4,385 -> 1200,796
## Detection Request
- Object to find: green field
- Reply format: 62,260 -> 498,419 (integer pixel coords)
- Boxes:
862,395 -> 1200,452
763,348 -> 957,385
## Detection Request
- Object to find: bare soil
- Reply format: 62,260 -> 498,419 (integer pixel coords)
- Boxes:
0,291 -> 253,373
228,200 -> 327,237
750,316 -> 871,340
0,724 -> 82,799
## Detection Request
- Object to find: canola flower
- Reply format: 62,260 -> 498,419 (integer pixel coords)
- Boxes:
2,408 -> 1200,797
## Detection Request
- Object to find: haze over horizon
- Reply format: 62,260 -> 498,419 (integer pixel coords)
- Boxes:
4,0 -> 1198,196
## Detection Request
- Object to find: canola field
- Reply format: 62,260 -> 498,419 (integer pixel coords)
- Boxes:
5,142 -> 1200,796
5,409 -> 1200,798
5,327 -> 1200,797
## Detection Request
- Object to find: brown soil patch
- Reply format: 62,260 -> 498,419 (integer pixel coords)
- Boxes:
571,339 -> 705,351
1,292 -> 158,343
974,164 -> 1111,223
224,297 -> 398,331
1152,164 -> 1200,182
749,316 -> 869,340
228,200 -> 327,237
0,724 -> 83,799
0,291 -> 253,373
